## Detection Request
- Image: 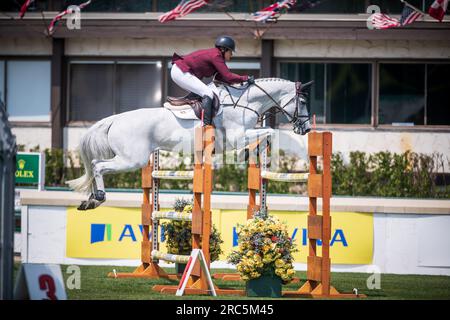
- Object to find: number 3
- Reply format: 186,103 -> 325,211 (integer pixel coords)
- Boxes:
39,275 -> 58,300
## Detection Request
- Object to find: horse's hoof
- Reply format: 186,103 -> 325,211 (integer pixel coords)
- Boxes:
77,199 -> 104,211
78,201 -> 89,211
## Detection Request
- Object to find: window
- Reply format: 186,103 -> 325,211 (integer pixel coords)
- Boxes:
20,0 -> 434,13
6,60 -> 51,122
427,64 -> 450,125
69,61 -> 163,122
0,0 -> 48,12
70,62 -> 114,121
65,0 -> 152,12
167,60 -> 260,98
379,64 -> 425,125
157,0 -> 184,12
326,63 -> 372,125
280,62 -> 372,125
116,62 -> 163,113
293,0 -> 366,14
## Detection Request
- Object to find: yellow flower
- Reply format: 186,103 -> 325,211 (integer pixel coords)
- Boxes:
275,259 -> 285,268
262,254 -> 273,264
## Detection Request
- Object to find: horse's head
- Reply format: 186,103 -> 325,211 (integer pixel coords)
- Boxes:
278,80 -> 313,135
217,78 -> 312,135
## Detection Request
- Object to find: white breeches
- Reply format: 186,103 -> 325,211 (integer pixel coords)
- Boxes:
171,64 -> 214,99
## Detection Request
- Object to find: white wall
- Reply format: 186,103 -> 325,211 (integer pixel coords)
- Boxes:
0,37 -> 52,56
12,127 -> 52,151
65,37 -> 261,57
21,205 -> 450,276
275,39 -> 450,59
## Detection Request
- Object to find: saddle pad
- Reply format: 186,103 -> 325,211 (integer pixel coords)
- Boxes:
164,102 -> 198,119
164,102 -> 223,120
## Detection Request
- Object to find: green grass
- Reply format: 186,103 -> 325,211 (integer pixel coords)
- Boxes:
13,263 -> 450,300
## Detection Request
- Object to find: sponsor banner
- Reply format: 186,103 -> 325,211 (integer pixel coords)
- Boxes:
67,207 -> 373,264
16,153 -> 40,184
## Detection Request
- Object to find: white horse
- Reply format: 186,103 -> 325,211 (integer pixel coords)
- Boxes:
67,78 -> 312,210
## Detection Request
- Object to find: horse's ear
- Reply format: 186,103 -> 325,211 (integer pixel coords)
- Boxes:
301,80 -> 314,91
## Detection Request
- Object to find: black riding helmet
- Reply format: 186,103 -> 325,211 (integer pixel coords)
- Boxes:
215,36 -> 236,52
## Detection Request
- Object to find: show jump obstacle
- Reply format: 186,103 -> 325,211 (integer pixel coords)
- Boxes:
109,125 -> 242,296
215,130 -> 362,298
108,125 -> 212,283
109,125 -> 361,298
283,132 -> 361,298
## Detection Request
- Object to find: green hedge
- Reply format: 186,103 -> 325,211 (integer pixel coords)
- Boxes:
332,151 -> 449,198
18,145 -> 449,198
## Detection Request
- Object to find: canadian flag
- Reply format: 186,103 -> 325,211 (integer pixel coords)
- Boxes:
428,0 -> 448,21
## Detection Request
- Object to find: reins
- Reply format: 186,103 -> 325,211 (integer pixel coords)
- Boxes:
219,79 -> 309,125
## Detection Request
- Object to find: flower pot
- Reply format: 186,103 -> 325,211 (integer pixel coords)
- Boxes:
245,274 -> 282,298
175,262 -> 187,274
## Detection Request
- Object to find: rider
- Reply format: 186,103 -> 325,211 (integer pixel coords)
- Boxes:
171,36 -> 255,126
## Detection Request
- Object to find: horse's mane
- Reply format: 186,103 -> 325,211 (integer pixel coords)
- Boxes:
216,77 -> 293,104
255,78 -> 291,83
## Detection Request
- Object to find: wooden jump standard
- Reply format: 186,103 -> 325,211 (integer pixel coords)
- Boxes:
215,131 -> 363,298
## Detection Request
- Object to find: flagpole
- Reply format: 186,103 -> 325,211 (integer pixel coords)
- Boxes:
400,0 -> 426,15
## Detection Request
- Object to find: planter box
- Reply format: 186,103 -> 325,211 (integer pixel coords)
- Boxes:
246,274 -> 282,298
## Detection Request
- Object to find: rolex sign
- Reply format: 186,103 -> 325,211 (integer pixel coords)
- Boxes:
15,152 -> 45,189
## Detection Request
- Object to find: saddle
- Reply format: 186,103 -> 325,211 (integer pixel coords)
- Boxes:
164,92 -> 221,120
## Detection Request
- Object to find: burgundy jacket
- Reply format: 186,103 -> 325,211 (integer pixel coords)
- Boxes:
172,47 -> 248,84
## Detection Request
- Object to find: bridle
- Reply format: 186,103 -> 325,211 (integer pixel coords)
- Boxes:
220,80 -> 311,132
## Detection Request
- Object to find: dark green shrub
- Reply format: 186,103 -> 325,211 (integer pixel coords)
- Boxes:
17,146 -> 449,198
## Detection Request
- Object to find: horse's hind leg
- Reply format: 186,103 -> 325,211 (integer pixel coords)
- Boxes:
78,156 -> 141,210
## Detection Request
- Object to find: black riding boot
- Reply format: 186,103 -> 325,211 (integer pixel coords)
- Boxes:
202,95 -> 213,126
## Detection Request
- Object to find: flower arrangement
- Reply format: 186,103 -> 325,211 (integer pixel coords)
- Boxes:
162,198 -> 223,262
227,210 -> 297,283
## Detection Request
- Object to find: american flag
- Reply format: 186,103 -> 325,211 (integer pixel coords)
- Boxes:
399,3 -> 424,26
251,0 -> 297,22
158,0 -> 209,23
19,0 -> 35,19
48,0 -> 91,35
429,0 -> 448,22
369,13 -> 400,29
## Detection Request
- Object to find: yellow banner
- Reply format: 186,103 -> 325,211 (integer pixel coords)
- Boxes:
66,207 -> 373,264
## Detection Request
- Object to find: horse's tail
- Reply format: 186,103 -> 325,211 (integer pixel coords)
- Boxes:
66,115 -> 116,194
